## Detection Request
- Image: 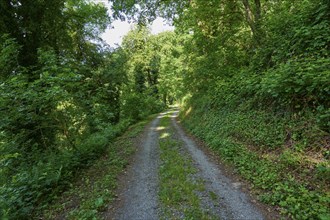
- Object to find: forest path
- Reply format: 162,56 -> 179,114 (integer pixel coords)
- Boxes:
109,109 -> 268,220
108,113 -> 164,219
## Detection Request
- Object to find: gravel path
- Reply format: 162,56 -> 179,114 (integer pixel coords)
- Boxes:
112,114 -> 162,220
111,110 -> 267,219
170,110 -> 265,219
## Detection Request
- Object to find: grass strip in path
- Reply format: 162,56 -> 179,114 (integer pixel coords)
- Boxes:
158,112 -> 217,220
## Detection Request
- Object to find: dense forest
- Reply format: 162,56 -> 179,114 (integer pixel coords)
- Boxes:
0,0 -> 329,219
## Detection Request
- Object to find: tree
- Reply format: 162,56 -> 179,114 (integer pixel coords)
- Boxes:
0,0 -> 112,162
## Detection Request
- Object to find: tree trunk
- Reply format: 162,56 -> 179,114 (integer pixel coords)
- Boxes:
242,0 -> 262,46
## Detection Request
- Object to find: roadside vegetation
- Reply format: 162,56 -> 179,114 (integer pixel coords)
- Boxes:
180,106 -> 329,219
175,1 -> 330,219
41,116 -> 154,219
0,2 -> 168,219
158,112 -> 215,219
1,0 -> 329,219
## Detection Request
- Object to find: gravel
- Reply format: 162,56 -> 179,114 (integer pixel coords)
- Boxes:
111,110 -> 267,219
112,115 -> 162,220
170,110 -> 265,220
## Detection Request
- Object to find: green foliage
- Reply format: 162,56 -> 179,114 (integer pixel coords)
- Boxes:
121,27 -> 185,106
158,113 -> 214,219
121,92 -> 165,122
181,101 -> 330,219
41,114 -> 153,220
111,0 -> 189,23
1,0 -> 330,219
0,34 -> 20,79
260,58 -> 330,106
115,0 -> 329,219
175,2 -> 330,218
1,1 -> 175,218
0,1 -> 136,219
0,119 -> 131,219
257,0 -> 330,67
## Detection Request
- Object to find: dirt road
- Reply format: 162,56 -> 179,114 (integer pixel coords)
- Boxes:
111,114 -> 162,219
110,110 -> 268,219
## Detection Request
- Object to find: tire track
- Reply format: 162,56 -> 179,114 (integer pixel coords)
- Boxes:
170,110 -> 265,220
111,110 -> 269,219
112,114 -> 163,220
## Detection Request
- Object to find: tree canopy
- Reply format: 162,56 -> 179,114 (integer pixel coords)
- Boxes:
0,0 -> 329,219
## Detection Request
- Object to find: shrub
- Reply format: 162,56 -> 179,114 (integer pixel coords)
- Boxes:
259,57 -> 330,109
0,121 -> 131,219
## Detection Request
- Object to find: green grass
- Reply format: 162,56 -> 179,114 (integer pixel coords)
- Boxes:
158,112 -> 217,220
41,115 -> 155,220
180,103 -> 330,220
209,191 -> 218,202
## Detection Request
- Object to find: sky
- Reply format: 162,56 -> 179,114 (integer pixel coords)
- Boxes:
96,0 -> 174,47
101,18 -> 174,47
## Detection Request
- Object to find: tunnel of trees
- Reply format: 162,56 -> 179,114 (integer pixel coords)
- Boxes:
0,0 -> 329,219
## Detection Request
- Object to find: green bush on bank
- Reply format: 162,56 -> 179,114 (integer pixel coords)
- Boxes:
179,2 -> 330,217
121,92 -> 165,122
181,99 -> 329,219
0,119 -> 130,219
180,60 -> 330,218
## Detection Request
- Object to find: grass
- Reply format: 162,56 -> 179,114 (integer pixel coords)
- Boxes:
180,103 -> 330,220
209,191 -> 218,202
158,112 -> 217,220
40,115 -> 156,220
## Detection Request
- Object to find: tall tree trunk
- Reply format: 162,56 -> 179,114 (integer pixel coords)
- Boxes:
242,0 -> 262,46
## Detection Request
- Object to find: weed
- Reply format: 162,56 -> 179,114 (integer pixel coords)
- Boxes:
180,103 -> 330,219
209,191 -> 218,202
158,113 -> 217,219
40,116 -> 153,219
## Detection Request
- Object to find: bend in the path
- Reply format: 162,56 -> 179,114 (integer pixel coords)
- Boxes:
170,110 -> 265,220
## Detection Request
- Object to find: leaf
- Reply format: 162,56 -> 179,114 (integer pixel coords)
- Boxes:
94,197 -> 104,208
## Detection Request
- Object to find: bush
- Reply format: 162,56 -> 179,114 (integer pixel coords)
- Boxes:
180,100 -> 330,219
121,92 -> 165,121
260,57 -> 330,109
0,121 -> 131,219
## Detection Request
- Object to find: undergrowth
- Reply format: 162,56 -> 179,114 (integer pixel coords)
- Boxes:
0,115 -> 154,220
180,100 -> 330,220
40,115 -> 155,219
